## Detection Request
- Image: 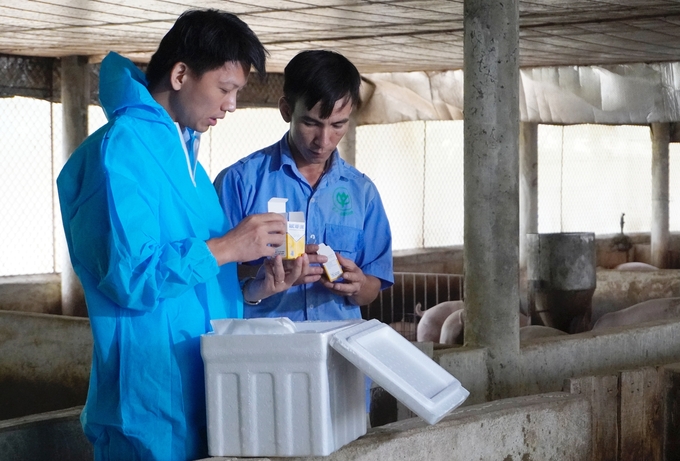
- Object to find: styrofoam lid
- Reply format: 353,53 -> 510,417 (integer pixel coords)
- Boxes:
329,319 -> 469,425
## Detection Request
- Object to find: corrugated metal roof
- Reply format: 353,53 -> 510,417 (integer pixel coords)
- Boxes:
1,1 -> 679,73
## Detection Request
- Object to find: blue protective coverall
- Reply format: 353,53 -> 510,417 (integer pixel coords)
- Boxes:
57,52 -> 241,461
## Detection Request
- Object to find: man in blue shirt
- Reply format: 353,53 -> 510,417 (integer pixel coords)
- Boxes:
57,10 -> 303,461
214,50 -> 394,322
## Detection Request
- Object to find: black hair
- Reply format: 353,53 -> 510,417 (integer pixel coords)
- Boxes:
146,9 -> 267,91
283,50 -> 361,119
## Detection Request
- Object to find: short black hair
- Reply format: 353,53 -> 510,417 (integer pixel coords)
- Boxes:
283,50 -> 361,119
146,9 -> 267,91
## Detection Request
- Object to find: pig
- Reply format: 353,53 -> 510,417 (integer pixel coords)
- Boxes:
614,262 -> 658,271
416,300 -> 464,342
439,308 -> 465,345
438,309 -> 532,346
592,297 -> 680,331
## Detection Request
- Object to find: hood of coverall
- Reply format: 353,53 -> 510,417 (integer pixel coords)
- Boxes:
99,51 -> 169,124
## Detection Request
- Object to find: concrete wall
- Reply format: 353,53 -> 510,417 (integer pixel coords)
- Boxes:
0,274 -> 61,315
199,362 -> 680,461
0,311 -> 91,420
2,311 -> 680,459
203,393 -> 591,461
1,393 -> 591,461
437,318 -> 680,402
393,246 -> 465,274
0,393 -> 594,461
2,308 -> 680,409
0,407 -> 92,461
592,269 -> 680,322
5,363 -> 680,461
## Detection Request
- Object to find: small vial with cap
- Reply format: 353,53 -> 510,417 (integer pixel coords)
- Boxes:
317,243 -> 343,282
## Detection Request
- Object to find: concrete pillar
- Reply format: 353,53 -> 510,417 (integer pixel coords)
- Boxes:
60,56 -> 89,317
519,122 -> 538,272
463,0 -> 521,399
650,123 -> 670,269
338,115 -> 357,166
519,122 -> 538,316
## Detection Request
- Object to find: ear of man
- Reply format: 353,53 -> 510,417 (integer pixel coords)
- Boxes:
170,62 -> 190,91
278,96 -> 293,123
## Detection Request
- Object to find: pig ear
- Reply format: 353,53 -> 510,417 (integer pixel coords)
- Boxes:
415,302 -> 424,316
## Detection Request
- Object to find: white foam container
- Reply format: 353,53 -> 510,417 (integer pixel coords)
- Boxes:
201,318 -> 469,457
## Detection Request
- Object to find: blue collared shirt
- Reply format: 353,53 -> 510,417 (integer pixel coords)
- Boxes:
214,133 -> 394,321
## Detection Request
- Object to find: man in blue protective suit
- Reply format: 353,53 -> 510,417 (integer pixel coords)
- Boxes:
214,49 -> 394,322
57,9 -> 305,461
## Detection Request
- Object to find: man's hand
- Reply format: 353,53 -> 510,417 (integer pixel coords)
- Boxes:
206,213 -> 285,265
319,253 -> 381,305
282,244 -> 327,286
243,254 -> 307,302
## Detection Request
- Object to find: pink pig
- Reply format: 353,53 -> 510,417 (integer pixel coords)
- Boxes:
592,297 -> 680,331
416,300 -> 464,343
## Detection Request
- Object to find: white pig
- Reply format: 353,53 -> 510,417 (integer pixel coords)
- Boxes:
439,308 -> 465,345
592,297 -> 680,331
438,308 -> 532,346
416,300 -> 464,342
614,262 -> 658,271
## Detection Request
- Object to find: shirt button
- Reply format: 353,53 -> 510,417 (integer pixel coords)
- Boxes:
311,198 -> 316,203
310,234 -> 316,241
308,304 -> 314,309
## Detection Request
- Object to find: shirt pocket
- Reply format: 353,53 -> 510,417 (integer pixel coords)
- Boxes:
324,224 -> 364,261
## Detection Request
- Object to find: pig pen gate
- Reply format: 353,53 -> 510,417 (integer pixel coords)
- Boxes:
362,272 -> 465,341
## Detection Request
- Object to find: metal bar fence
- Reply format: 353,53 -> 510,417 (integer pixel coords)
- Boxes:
361,272 -> 464,341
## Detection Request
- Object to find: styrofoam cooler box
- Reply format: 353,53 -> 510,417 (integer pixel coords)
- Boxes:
201,319 -> 366,457
201,318 -> 469,457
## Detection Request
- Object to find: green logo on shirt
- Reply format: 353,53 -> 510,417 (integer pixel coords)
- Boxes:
333,187 -> 353,216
